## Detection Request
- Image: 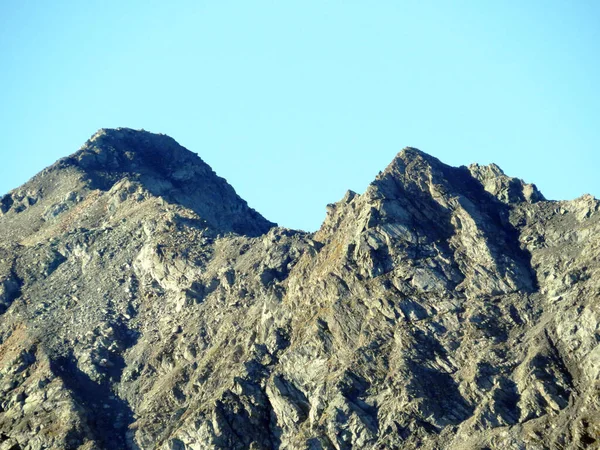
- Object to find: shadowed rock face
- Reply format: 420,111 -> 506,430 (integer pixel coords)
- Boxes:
0,131 -> 599,450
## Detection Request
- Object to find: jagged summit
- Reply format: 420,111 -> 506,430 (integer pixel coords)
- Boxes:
379,146 -> 444,177
320,146 -> 538,297
375,146 -> 545,206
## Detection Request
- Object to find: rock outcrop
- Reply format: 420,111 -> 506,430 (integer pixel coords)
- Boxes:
0,130 -> 598,449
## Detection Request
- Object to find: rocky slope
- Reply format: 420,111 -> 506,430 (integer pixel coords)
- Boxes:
0,129 -> 598,450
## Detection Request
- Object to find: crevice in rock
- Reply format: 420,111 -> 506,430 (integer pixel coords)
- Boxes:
0,269 -> 23,315
50,351 -> 135,449
544,329 -> 577,395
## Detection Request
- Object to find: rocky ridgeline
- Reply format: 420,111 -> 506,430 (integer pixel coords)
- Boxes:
0,129 -> 598,450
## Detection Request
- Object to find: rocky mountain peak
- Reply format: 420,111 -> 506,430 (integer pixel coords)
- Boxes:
373,147 -> 544,206
377,146 -> 443,181
0,128 -> 275,241
318,147 -> 537,297
74,128 -> 276,235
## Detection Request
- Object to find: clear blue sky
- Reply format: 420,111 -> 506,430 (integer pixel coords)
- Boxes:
1,1 -> 599,231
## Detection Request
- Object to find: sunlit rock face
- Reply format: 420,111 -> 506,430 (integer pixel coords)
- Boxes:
0,129 -> 598,450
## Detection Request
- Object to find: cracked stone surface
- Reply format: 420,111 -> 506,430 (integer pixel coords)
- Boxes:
0,130 -> 599,449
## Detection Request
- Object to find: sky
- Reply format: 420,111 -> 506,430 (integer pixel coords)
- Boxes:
1,1 -> 599,232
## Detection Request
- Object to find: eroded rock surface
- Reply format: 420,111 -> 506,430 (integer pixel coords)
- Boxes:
0,131 -> 598,449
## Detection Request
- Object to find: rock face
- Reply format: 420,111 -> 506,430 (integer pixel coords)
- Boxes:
0,131 -> 598,450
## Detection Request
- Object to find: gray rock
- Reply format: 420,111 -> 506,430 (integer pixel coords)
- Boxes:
0,133 -> 598,449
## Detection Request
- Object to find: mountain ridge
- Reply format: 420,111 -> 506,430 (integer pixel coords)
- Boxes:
0,129 -> 599,449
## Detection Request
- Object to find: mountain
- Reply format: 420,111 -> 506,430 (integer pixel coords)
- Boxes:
0,129 -> 598,450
